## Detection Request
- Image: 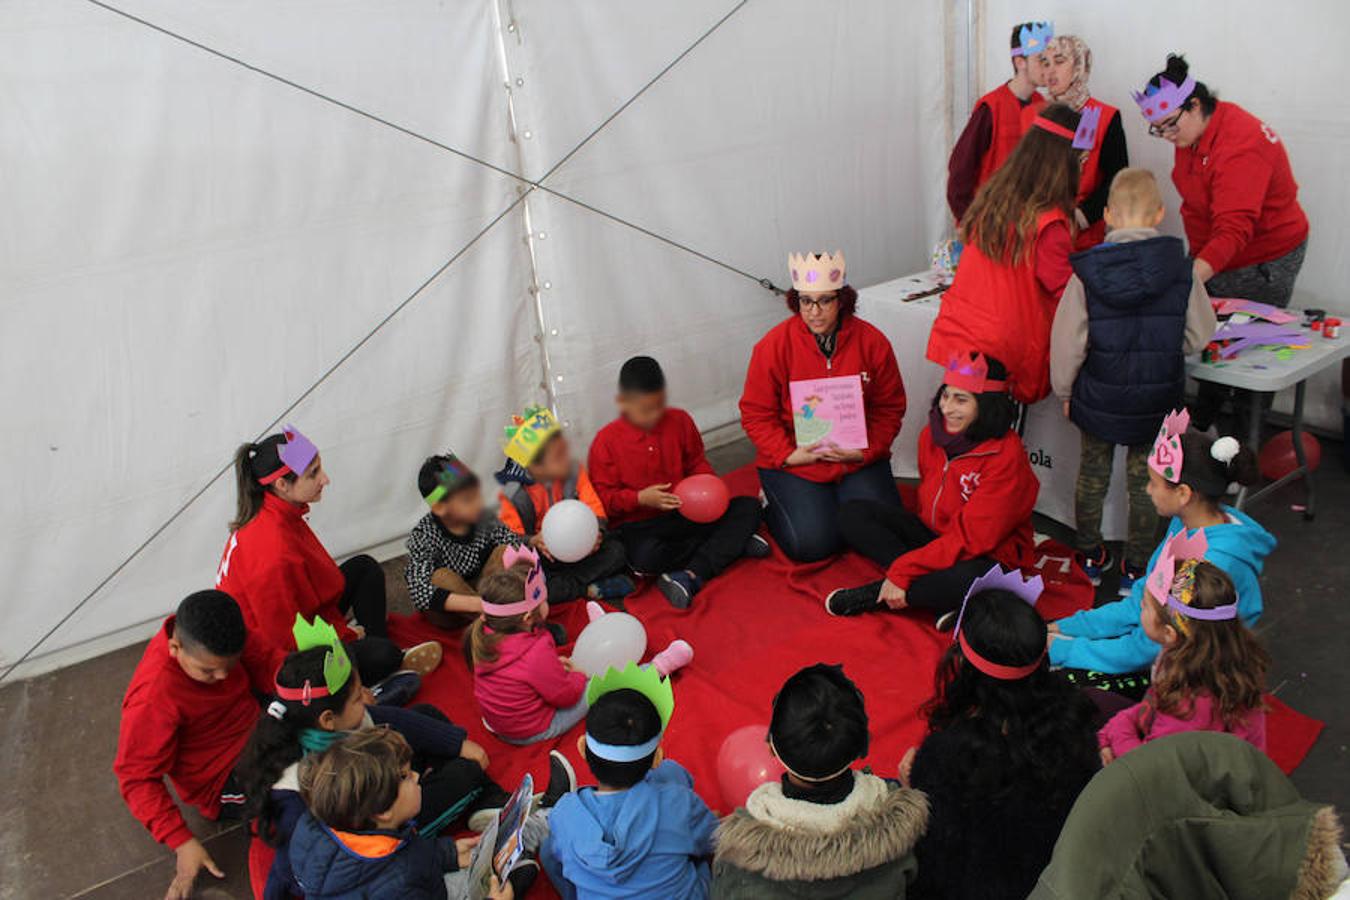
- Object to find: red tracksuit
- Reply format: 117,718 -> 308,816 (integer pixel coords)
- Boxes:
1173,100 -> 1309,273
587,407 -> 714,527
739,314 -> 907,484
114,617 -> 277,847
927,208 -> 1071,403
215,492 -> 355,656
888,427 -> 1039,588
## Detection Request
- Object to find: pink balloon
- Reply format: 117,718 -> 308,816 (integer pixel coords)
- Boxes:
716,724 -> 785,810
674,474 -> 730,524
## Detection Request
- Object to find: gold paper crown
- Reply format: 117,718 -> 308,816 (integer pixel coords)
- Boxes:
787,250 -> 846,293
502,405 -> 561,467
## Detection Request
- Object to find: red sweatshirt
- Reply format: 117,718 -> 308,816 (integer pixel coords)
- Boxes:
1174,101 -> 1309,273
587,407 -> 714,527
215,492 -> 355,656
739,315 -> 907,484
887,426 -> 1039,589
114,618 -> 277,847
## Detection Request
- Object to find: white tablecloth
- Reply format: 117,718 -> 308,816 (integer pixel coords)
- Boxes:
856,270 -> 1129,539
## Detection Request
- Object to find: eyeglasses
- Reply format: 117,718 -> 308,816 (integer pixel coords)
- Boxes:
1148,103 -> 1189,138
798,294 -> 838,311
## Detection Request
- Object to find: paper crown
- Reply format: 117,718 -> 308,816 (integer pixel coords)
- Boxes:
277,614 -> 353,705
1145,529 -> 1236,625
1011,20 -> 1053,56
1148,408 -> 1191,483
943,352 -> 1007,395
584,662 -> 676,763
259,424 -> 318,485
423,453 -> 474,505
1132,75 -> 1196,123
482,545 -> 549,617
952,563 -> 1044,640
788,251 -> 846,293
503,405 -> 561,467
1073,104 -> 1102,150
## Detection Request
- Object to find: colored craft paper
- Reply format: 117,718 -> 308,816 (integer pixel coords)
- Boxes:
1213,320 -> 1307,359
789,375 -> 867,449
1212,297 -> 1299,324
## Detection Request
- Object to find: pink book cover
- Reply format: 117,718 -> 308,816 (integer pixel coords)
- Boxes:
789,375 -> 868,450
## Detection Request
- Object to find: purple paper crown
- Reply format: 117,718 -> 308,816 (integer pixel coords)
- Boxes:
1011,21 -> 1053,57
1073,105 -> 1102,150
952,564 -> 1045,640
277,425 -> 317,477
1131,75 -> 1196,123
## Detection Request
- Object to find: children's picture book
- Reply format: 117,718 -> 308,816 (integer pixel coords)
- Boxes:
466,773 -> 533,899
789,375 -> 868,450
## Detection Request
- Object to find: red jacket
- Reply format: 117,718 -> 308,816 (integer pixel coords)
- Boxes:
1173,101 -> 1309,273
888,426 -> 1039,589
587,407 -> 714,526
114,618 -> 277,847
926,208 -> 1070,403
739,315 -> 907,483
215,492 -> 355,656
980,83 -> 1045,184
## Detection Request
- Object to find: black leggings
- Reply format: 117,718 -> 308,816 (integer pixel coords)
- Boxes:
837,499 -> 997,614
616,496 -> 762,580
339,554 -> 404,685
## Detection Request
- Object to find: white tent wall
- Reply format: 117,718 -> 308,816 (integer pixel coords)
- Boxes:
978,0 -> 1350,429
1,0 -> 953,676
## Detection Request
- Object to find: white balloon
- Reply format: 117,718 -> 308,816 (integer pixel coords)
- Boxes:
539,499 -> 599,563
571,612 -> 648,677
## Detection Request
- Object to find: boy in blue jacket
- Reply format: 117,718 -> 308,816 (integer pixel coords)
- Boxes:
1049,418 -> 1274,688
544,664 -> 717,899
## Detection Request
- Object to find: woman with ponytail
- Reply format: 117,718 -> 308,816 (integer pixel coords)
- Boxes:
237,623 -> 500,899
216,425 -> 441,687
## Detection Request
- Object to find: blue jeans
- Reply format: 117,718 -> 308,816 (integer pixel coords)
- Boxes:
497,695 -> 589,746
758,460 -> 901,562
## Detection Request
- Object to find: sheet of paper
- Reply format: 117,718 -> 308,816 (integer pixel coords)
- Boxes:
789,375 -> 868,450
1211,297 -> 1299,324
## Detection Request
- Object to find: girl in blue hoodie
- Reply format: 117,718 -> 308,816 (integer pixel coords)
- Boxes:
1049,425 -> 1273,680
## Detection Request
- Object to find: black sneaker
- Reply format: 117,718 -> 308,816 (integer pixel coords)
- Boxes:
544,622 -> 568,646
934,608 -> 960,632
824,581 -> 884,617
658,571 -> 702,609
540,750 -> 577,809
1079,544 -> 1113,586
741,534 -> 771,559
506,859 -> 540,895
369,670 -> 421,707
586,574 -> 636,602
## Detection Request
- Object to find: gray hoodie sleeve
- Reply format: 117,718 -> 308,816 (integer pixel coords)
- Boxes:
1049,274 -> 1090,402
1182,276 -> 1217,355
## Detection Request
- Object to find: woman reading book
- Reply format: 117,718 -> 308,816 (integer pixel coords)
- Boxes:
738,250 -> 908,561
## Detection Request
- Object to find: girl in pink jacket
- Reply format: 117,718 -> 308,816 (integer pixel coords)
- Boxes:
1098,531 -> 1269,763
470,547 -> 588,744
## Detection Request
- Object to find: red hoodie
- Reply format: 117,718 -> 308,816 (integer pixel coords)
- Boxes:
473,628 -> 587,740
215,492 -> 355,655
1173,100 -> 1309,273
114,618 -> 277,847
739,315 -> 907,483
887,425 -> 1039,589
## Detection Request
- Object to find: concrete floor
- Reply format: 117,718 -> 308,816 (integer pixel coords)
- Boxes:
2,437 -> 1345,899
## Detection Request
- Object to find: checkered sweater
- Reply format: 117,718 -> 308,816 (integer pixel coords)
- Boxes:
403,513 -> 521,612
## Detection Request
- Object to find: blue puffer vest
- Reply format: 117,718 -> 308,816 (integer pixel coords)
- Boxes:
1069,234 -> 1192,446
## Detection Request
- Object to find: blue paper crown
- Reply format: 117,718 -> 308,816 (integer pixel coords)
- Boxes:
1012,20 -> 1053,56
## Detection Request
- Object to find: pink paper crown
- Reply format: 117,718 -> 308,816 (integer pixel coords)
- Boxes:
1073,105 -> 1102,150
1147,408 -> 1190,483
1011,21 -> 1053,57
788,251 -> 845,293
1146,527 -> 1210,606
952,563 -> 1044,640
482,545 -> 548,617
1132,75 -> 1196,123
943,352 -> 1007,395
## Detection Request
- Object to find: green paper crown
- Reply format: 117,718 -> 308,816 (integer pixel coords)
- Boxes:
586,661 -> 675,732
292,613 -> 353,695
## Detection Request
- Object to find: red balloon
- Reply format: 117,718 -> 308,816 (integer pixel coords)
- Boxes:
716,724 -> 785,810
1258,430 -> 1321,481
674,473 -> 730,524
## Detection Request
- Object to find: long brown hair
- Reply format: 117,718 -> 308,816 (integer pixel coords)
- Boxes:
466,567 -> 535,666
961,102 -> 1082,264
230,434 -> 291,531
1148,562 -> 1269,729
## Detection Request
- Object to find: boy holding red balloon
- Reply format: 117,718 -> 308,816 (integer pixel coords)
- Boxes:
495,404 -> 634,604
589,356 -> 766,608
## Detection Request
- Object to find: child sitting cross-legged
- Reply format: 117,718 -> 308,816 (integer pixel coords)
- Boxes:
289,727 -> 566,900
588,356 -> 765,609
405,452 -> 526,632
712,664 -> 930,899
237,615 -> 510,899
1098,544 -> 1269,764
495,404 -> 635,604
544,664 -> 719,899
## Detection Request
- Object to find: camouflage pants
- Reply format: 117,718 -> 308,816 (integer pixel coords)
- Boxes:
1074,431 -> 1158,568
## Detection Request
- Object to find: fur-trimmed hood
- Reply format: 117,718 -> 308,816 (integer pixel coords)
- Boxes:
714,773 -> 929,882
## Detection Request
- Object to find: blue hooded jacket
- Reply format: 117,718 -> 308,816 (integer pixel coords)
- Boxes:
543,760 -> 717,900
289,812 -> 452,900
1050,506 -> 1276,673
